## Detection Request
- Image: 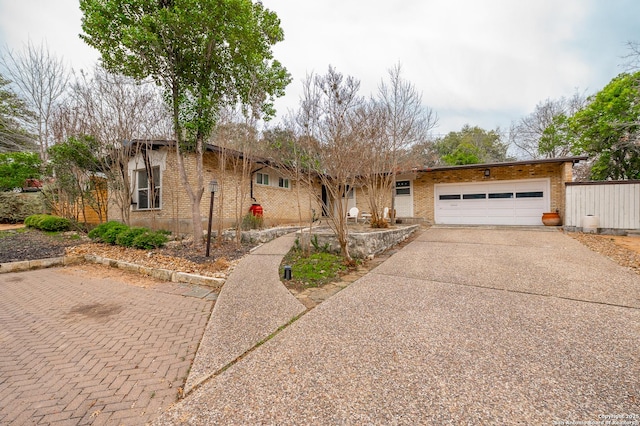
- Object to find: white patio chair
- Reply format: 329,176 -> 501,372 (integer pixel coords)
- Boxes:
383,207 -> 390,221
347,207 -> 359,223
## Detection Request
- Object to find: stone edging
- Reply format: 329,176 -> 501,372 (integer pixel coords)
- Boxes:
0,254 -> 225,288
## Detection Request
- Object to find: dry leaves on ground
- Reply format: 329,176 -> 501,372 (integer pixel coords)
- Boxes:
66,243 -> 237,278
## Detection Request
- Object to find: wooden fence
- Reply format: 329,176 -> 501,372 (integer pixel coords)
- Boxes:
565,181 -> 640,231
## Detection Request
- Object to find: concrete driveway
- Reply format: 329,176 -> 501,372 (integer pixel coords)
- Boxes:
0,267 -> 212,425
156,227 -> 640,425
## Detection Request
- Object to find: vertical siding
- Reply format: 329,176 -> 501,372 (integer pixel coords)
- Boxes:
565,182 -> 640,230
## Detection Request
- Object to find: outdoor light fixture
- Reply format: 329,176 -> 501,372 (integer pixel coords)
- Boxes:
205,180 -> 219,257
484,168 -> 491,177
209,180 -> 219,194
283,265 -> 292,280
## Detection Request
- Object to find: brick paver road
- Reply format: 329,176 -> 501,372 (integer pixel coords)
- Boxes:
0,267 -> 212,425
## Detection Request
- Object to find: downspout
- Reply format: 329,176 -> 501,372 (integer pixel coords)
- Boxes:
250,165 -> 266,202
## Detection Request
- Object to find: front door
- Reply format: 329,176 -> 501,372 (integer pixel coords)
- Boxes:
395,180 -> 413,217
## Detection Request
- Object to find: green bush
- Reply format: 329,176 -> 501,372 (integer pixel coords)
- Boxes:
37,216 -> 71,232
88,221 -> 128,244
241,213 -> 263,230
88,221 -> 169,249
24,214 -> 71,232
24,214 -> 48,228
131,230 -> 169,249
0,193 -> 45,223
115,227 -> 148,247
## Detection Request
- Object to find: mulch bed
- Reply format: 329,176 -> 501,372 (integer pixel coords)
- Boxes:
0,229 -> 86,263
0,228 -> 253,270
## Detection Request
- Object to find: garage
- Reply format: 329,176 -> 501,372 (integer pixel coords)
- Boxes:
435,178 -> 550,225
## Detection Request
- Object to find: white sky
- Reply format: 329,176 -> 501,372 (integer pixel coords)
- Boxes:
0,0 -> 638,135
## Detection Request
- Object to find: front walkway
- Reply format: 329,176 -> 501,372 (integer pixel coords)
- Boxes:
184,233 -> 306,393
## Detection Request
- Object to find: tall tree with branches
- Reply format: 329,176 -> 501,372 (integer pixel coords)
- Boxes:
80,0 -> 290,247
366,64 -> 437,225
509,92 -> 586,159
295,67 -> 367,264
0,74 -> 35,152
51,66 -> 171,224
0,41 -> 69,162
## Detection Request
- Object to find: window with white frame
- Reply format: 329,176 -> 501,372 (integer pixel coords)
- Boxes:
278,177 -> 289,189
136,166 -> 161,209
256,172 -> 269,186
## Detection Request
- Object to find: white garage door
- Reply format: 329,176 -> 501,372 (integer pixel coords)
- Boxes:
435,179 -> 550,225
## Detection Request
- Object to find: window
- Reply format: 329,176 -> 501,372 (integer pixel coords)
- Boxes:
516,191 -> 543,198
278,177 -> 289,189
396,180 -> 411,196
488,192 -> 514,199
256,172 -> 269,185
136,166 -> 160,209
439,194 -> 461,200
462,193 -> 486,200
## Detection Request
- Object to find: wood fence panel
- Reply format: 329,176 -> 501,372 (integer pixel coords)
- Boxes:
565,181 -> 640,230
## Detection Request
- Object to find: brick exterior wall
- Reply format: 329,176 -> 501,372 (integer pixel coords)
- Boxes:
109,148 -> 576,230
414,162 -> 573,224
113,148 -> 320,233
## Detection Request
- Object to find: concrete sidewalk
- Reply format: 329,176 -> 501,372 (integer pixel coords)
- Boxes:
156,228 -> 640,425
184,232 -> 306,393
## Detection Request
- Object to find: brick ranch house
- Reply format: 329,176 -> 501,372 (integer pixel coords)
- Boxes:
110,141 -> 321,234
351,156 -> 588,226
113,141 -> 587,231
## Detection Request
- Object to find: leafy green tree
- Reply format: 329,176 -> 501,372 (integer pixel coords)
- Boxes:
0,74 -> 35,152
435,125 -> 510,165
80,0 -> 290,246
0,151 -> 41,191
47,135 -> 106,225
510,92 -> 586,159
570,72 -> 640,180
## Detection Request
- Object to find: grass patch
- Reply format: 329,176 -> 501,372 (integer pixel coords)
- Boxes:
0,227 -> 28,238
280,248 -> 350,288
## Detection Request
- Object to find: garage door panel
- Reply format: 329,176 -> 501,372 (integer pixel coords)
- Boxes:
435,179 -> 550,225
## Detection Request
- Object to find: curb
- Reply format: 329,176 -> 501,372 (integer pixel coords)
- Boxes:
0,254 -> 225,289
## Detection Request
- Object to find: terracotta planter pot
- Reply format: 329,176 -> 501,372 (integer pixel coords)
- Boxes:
541,212 -> 561,226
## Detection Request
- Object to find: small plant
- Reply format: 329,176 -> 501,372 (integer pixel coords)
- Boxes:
370,218 -> 389,229
24,214 -> 48,228
241,213 -> 263,230
88,221 -> 169,249
88,221 -> 128,244
310,234 -> 330,253
115,227 -> 148,247
131,230 -> 169,249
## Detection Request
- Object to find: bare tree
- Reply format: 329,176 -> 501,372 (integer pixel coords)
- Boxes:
1,41 -> 69,162
365,63 -> 437,225
623,40 -> 640,71
51,65 -> 171,224
509,92 -> 586,159
294,67 -> 368,264
262,121 -> 318,255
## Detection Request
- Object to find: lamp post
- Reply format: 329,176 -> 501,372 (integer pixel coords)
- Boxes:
205,180 -> 218,257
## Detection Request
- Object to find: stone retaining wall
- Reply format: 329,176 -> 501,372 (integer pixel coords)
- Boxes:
298,225 -> 418,258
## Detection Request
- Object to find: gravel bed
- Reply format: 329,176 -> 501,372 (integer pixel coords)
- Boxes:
569,232 -> 640,275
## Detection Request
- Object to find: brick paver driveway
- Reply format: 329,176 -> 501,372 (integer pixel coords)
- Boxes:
0,267 -> 212,425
